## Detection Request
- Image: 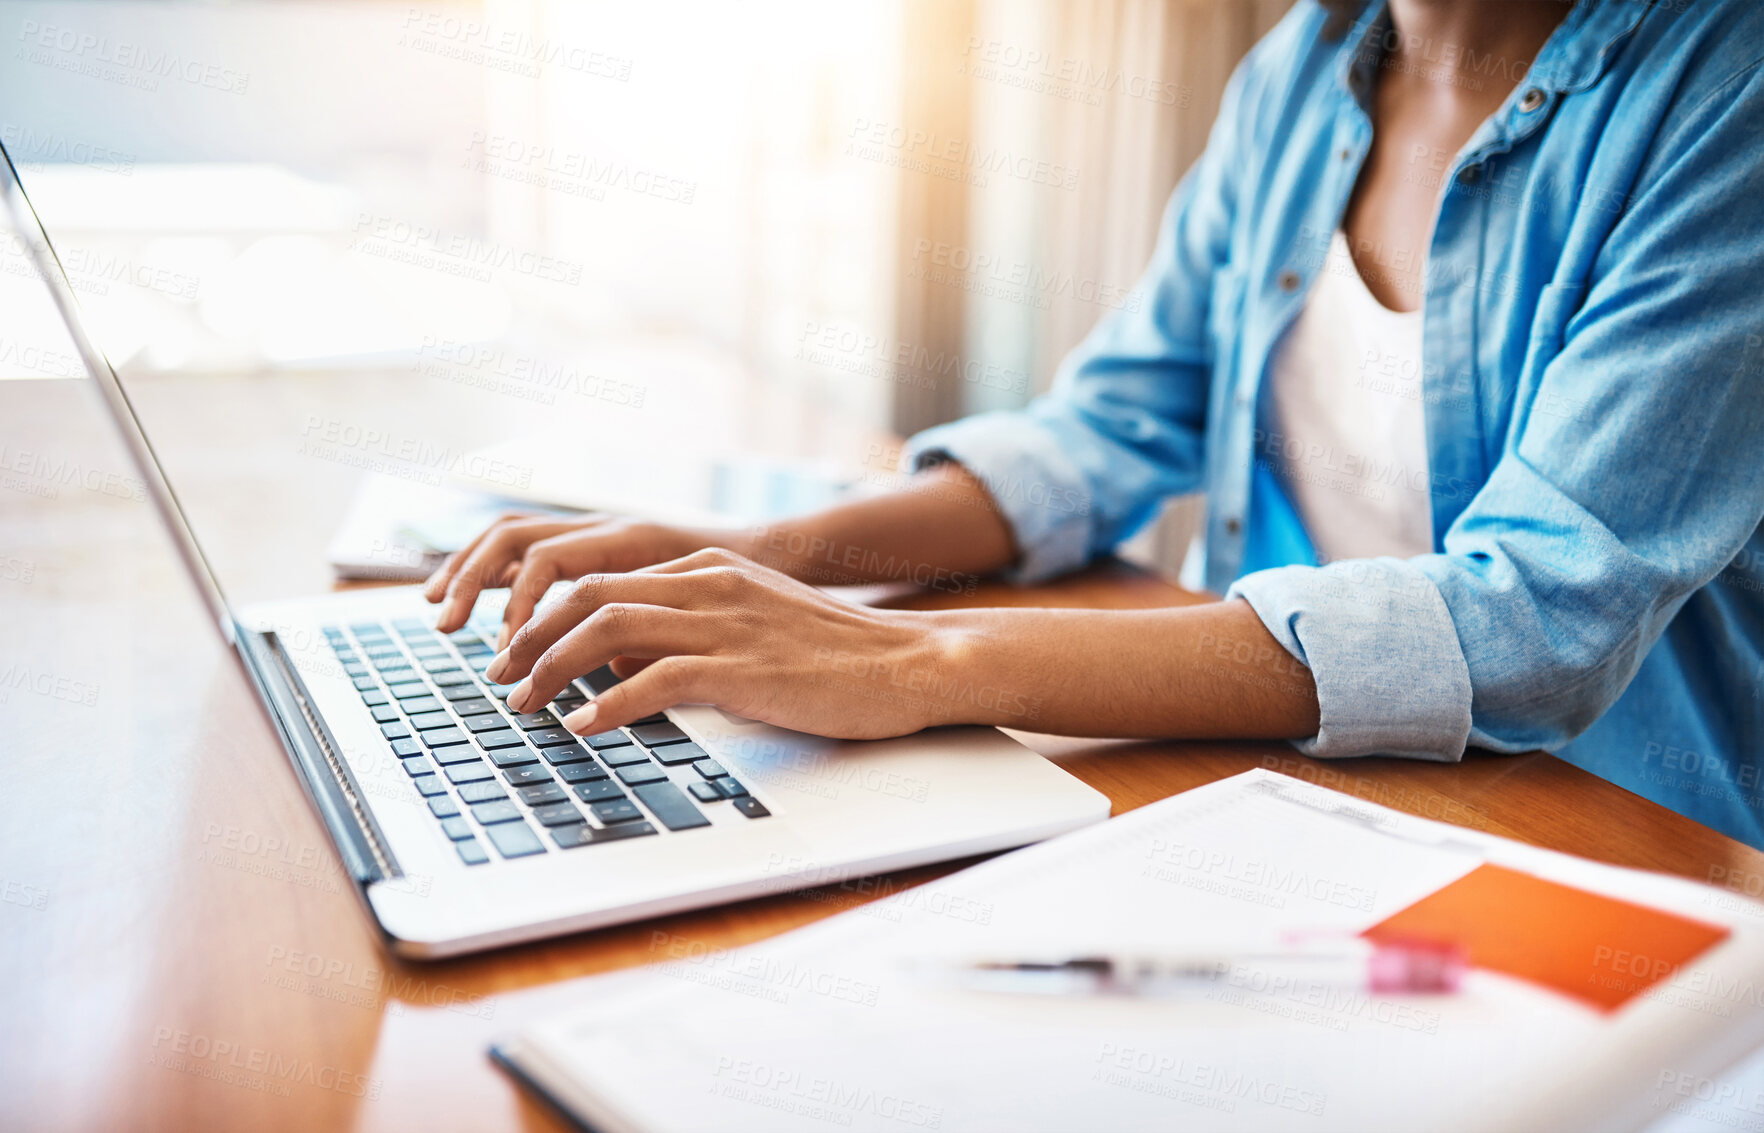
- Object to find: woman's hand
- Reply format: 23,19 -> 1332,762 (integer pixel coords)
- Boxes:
485,548 -> 959,740
422,513 -> 714,646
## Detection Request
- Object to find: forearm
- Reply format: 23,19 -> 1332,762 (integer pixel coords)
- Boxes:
697,463 -> 1019,588
898,599 -> 1320,739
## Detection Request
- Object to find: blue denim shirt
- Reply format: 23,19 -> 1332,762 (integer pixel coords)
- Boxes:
905,0 -> 1764,846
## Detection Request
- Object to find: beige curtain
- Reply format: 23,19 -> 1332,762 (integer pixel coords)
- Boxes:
891,0 -> 1297,576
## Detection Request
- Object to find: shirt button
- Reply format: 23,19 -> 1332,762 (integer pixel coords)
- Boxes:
1518,88 -> 1546,113
1277,270 -> 1301,292
1225,517 -> 1243,536
1338,147 -> 1351,161
1458,164 -> 1482,185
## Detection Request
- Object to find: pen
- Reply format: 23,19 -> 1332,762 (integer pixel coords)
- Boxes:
947,937 -> 1465,997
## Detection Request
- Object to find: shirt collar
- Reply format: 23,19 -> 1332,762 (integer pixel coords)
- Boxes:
1336,0 -> 1650,103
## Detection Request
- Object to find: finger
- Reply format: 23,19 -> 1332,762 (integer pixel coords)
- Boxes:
508,605 -> 713,713
498,532 -> 616,650
436,519 -> 576,632
422,512 -> 532,603
487,572 -> 698,683
560,656 -> 724,736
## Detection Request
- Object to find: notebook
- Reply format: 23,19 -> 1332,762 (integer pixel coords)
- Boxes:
491,769 -> 1764,1133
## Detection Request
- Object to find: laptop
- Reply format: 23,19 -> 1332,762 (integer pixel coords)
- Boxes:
0,138 -> 1110,958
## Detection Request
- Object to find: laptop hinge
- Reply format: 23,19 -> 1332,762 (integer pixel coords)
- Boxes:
239,629 -> 399,884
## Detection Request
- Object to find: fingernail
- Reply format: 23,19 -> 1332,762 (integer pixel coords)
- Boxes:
562,703 -> 598,734
484,651 -> 509,682
507,678 -> 532,713
495,625 -> 510,651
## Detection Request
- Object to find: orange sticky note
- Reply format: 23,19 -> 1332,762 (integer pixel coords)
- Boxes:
1363,863 -> 1730,1012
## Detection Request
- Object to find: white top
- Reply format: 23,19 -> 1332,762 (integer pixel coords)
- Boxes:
1263,229 -> 1433,562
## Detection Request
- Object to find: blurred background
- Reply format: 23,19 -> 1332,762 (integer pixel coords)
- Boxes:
1,0 -> 1295,593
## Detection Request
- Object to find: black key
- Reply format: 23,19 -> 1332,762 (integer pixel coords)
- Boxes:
360,689 -> 389,707
380,722 -> 411,741
400,696 -> 442,716
552,821 -> 656,849
389,737 -> 423,758
574,780 -> 626,803
447,629 -> 483,646
388,681 -> 430,700
421,657 -> 460,674
512,710 -> 559,730
370,704 -> 402,724
592,799 -> 645,824
457,780 -> 507,804
525,727 -> 579,748
472,799 -> 522,825
600,746 -> 652,768
488,745 -> 539,769
342,662 -> 369,678
432,670 -> 475,686
410,711 -> 455,731
457,839 -> 490,865
462,713 -> 506,734
485,821 -> 546,858
632,713 -> 669,726
428,795 -> 460,819
458,642 -> 493,658
352,675 -> 379,692
378,666 -> 418,684
504,764 -> 552,787
717,778 -> 751,799
557,761 -> 608,784
688,781 -> 723,803
401,756 -> 434,778
617,764 -> 667,786
439,816 -> 474,841
421,727 -> 470,749
583,730 -> 632,751
631,721 -> 689,747
693,758 -> 728,779
485,680 -> 520,699
542,743 -> 591,766
432,744 -> 485,766
531,802 -> 583,827
438,684 -> 479,703
451,697 -> 497,715
554,693 -> 588,712
733,797 -> 771,819
476,728 -> 527,750
446,762 -> 495,785
631,782 -> 712,831
582,665 -> 622,694
518,782 -> 569,806
411,774 -> 447,797
651,741 -> 708,766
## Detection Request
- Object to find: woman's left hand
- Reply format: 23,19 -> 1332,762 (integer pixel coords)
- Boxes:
486,548 -> 959,740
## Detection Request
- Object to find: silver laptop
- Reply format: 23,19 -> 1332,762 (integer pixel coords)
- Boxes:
0,139 -> 1109,958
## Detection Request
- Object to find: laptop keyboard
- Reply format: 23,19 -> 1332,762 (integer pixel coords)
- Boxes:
320,618 -> 770,867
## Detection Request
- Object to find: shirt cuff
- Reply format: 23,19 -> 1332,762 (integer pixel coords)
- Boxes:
1226,558 -> 1474,761
901,412 -> 1094,583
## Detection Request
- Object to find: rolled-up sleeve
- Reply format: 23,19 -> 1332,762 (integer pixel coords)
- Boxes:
1229,57 -> 1764,761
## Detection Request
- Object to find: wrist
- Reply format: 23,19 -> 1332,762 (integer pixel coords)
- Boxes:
909,609 -> 1039,729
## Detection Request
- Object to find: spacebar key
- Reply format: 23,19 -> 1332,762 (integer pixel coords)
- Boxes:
631,782 -> 711,831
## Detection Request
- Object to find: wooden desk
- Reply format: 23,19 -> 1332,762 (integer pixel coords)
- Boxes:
6,376 -> 1763,1132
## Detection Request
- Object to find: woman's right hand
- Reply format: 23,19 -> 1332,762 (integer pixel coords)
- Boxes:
423,513 -> 713,646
